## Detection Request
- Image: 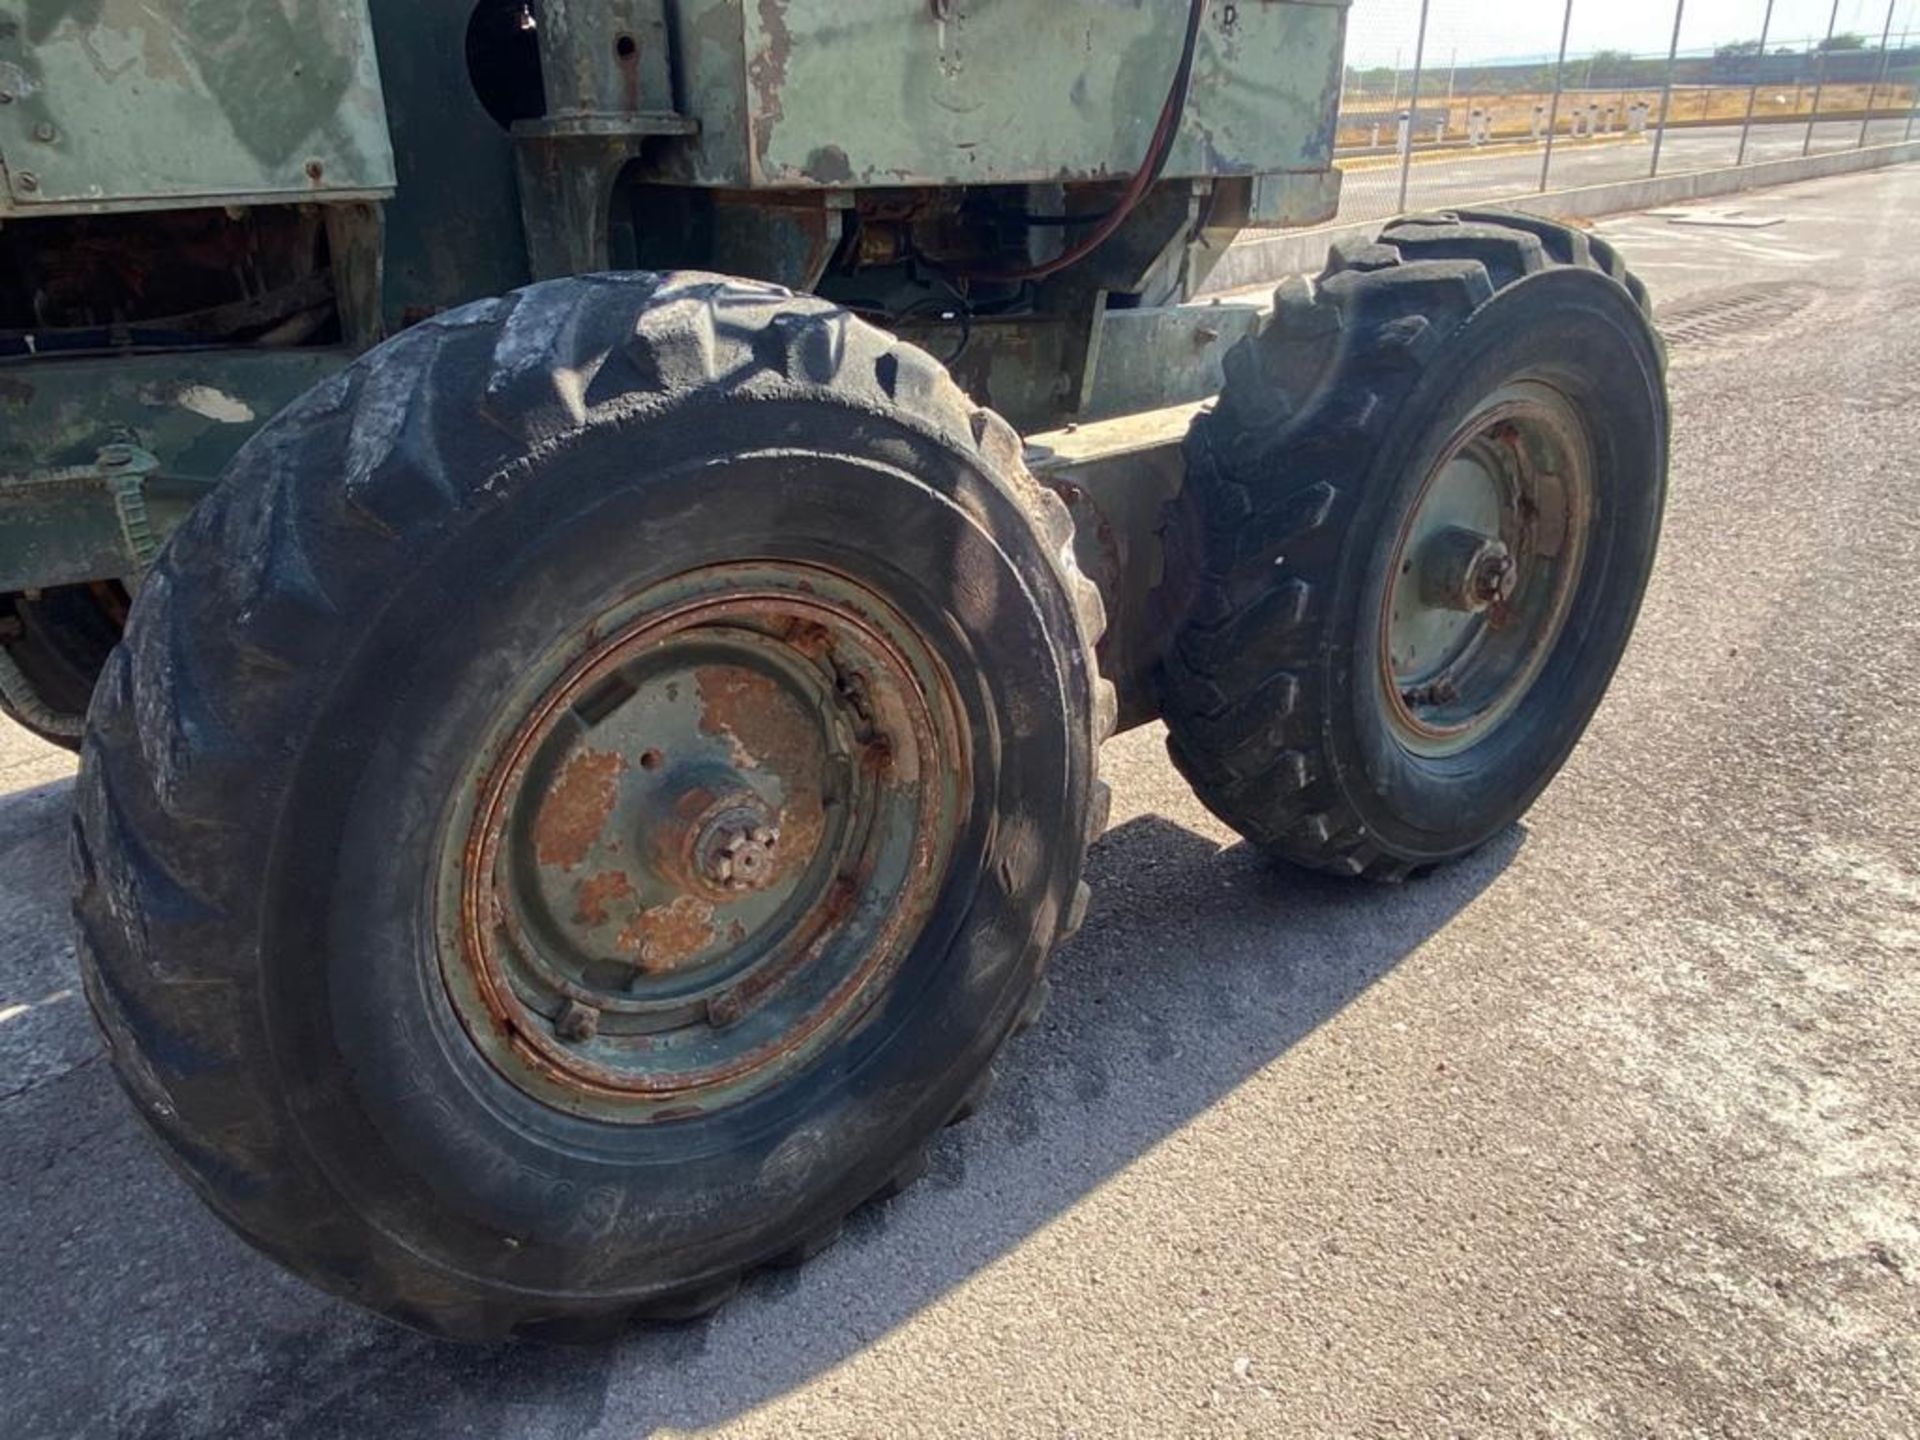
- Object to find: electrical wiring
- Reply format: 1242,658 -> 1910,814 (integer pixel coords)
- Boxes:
956,0 -> 1209,284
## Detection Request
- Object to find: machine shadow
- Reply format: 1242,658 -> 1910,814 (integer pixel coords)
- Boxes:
0,771 -> 1519,1440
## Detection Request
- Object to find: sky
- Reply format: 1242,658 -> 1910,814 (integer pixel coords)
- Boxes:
1343,0 -> 1920,67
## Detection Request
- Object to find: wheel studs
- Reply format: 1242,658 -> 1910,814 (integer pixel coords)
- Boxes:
1468,549 -> 1518,608
1418,526 -> 1516,614
1401,678 -> 1460,709
709,824 -> 781,892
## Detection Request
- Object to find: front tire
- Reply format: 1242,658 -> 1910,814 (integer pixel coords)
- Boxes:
1162,213 -> 1668,878
74,273 -> 1112,1340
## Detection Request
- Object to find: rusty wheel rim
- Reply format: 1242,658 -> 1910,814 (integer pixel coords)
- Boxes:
1380,381 -> 1596,758
436,562 -> 968,1123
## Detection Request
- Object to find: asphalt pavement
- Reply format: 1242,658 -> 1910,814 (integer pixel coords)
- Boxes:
2,164 -> 1918,1438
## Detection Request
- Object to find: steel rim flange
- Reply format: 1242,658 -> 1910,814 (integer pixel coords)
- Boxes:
436,561 -> 969,1123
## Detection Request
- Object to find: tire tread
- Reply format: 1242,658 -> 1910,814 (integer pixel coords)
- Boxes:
1163,211 -> 1658,878
75,270 -> 1112,1339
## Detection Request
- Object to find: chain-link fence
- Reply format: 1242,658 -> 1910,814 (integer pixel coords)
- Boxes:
1333,0 -> 1919,228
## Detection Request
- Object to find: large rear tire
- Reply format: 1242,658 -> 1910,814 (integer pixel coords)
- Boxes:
74,272 -> 1112,1340
1161,213 -> 1668,878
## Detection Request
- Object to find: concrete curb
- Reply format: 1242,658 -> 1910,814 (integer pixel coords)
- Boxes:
1203,140 -> 1920,296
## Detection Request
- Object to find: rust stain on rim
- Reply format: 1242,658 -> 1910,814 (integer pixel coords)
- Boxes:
617,894 -> 720,973
532,747 -> 628,870
453,577 -> 968,1114
694,663 -> 829,886
573,869 -> 636,928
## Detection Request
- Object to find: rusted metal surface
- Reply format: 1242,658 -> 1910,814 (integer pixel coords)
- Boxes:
531,747 -> 628,870
439,561 -> 968,1123
573,868 -> 636,928
617,893 -> 719,973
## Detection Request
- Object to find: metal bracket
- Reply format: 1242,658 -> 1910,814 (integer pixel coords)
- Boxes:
98,445 -> 161,572
0,444 -> 162,592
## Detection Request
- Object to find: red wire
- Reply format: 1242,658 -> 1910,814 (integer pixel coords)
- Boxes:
957,0 -> 1207,285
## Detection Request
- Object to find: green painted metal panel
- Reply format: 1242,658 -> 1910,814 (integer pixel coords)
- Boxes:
657,0 -> 1346,188
0,348 -> 351,589
0,0 -> 394,215
365,0 -> 530,326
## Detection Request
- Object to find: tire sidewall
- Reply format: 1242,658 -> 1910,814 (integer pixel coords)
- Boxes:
261,396 -> 1092,1302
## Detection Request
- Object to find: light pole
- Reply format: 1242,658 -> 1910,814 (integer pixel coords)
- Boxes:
1650,0 -> 1688,176
1859,0 -> 1900,148
1540,0 -> 1577,191
1737,0 -> 1778,165
1804,0 -> 1843,157
1397,0 -> 1433,213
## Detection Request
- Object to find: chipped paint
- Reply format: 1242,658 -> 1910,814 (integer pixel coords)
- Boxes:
721,0 -> 1341,189
695,665 -> 806,778
175,385 -> 255,424
695,662 -> 830,878
448,570 -> 968,1123
532,747 -> 627,871
745,0 -> 792,179
617,894 -> 718,973
573,869 -> 636,928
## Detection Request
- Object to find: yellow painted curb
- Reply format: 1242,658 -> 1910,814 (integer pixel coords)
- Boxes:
1336,135 -> 1647,176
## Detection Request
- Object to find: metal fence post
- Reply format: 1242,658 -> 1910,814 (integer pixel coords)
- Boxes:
1396,0 -> 1433,213
1540,0 -> 1577,192
1804,0 -> 1842,157
1650,0 -> 1687,175
1860,0 -> 1899,149
1736,0 -> 1777,166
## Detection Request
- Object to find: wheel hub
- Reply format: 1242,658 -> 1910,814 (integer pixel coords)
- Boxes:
437,562 -> 968,1123
1417,526 -> 1518,614
1381,383 -> 1595,757
699,814 -> 782,893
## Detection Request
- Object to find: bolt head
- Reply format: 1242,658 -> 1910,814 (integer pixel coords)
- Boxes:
16,171 -> 37,192
712,824 -> 780,891
555,999 -> 600,1043
31,120 -> 54,142
1469,548 -> 1519,607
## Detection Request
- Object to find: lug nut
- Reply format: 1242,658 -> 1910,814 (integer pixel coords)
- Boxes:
1469,549 -> 1518,607
712,825 -> 780,891
1402,678 -> 1460,709
1418,527 -> 1517,614
555,999 -> 600,1043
